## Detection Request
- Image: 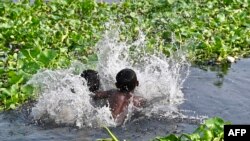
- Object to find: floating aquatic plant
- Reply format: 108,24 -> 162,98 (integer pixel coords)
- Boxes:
99,117 -> 230,141
0,0 -> 249,111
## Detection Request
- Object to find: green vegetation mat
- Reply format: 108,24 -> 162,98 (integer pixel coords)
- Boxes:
98,117 -> 230,141
0,0 -> 249,111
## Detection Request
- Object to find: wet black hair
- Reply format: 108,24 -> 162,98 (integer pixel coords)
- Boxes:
81,69 -> 100,92
115,68 -> 138,92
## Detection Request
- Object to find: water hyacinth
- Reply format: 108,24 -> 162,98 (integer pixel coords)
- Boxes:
1,0 -> 249,110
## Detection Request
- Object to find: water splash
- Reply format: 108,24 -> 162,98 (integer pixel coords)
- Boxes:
28,30 -> 190,128
28,69 -> 116,128
96,30 -> 190,118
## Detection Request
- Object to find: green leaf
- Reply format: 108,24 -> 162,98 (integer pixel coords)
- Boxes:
30,47 -> 41,58
167,0 -> 175,4
180,133 -> 200,140
21,85 -> 34,96
0,88 -> 11,96
8,70 -> 25,83
204,117 -> 225,129
0,67 -> 5,74
103,127 -> 119,141
0,23 -> 11,28
38,49 -> 58,66
155,134 -> 179,141
202,130 -> 214,140
217,14 -> 225,23
22,62 -> 40,74
130,12 -> 136,18
50,4 -> 57,12
10,84 -> 19,94
9,104 -> 16,109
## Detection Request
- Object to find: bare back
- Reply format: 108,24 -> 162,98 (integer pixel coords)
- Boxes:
108,91 -> 131,120
93,90 -> 146,124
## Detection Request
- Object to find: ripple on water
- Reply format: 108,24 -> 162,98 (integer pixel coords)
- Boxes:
1,59 -> 250,140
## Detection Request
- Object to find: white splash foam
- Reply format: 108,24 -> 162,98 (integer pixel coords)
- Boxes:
28,30 -> 190,128
28,69 -> 116,128
96,30 -> 190,117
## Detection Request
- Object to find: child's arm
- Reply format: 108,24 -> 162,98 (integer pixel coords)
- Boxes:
132,96 -> 147,107
93,91 -> 109,100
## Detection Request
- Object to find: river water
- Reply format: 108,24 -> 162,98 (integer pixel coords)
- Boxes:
181,58 -> 250,124
1,59 -> 250,141
2,1 -> 250,140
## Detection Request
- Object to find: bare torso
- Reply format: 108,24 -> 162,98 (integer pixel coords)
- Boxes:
108,91 -> 131,120
93,90 -> 146,124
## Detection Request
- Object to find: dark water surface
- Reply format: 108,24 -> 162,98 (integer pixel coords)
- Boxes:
181,58 -> 250,124
1,58 -> 250,141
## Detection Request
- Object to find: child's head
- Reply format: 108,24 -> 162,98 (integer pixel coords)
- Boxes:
81,69 -> 100,92
115,68 -> 139,92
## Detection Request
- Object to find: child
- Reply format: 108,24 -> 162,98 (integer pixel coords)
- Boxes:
93,68 -> 146,124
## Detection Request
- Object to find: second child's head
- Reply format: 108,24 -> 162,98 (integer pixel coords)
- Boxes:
115,68 -> 139,92
81,69 -> 100,92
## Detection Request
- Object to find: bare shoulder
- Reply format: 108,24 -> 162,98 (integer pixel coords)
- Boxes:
112,91 -> 128,100
93,91 -> 109,100
93,89 -> 117,100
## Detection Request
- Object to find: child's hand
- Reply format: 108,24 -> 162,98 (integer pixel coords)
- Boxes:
132,96 -> 146,107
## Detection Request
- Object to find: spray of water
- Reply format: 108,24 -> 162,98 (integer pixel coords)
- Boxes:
28,30 -> 190,128
96,30 -> 190,118
28,69 -> 116,128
